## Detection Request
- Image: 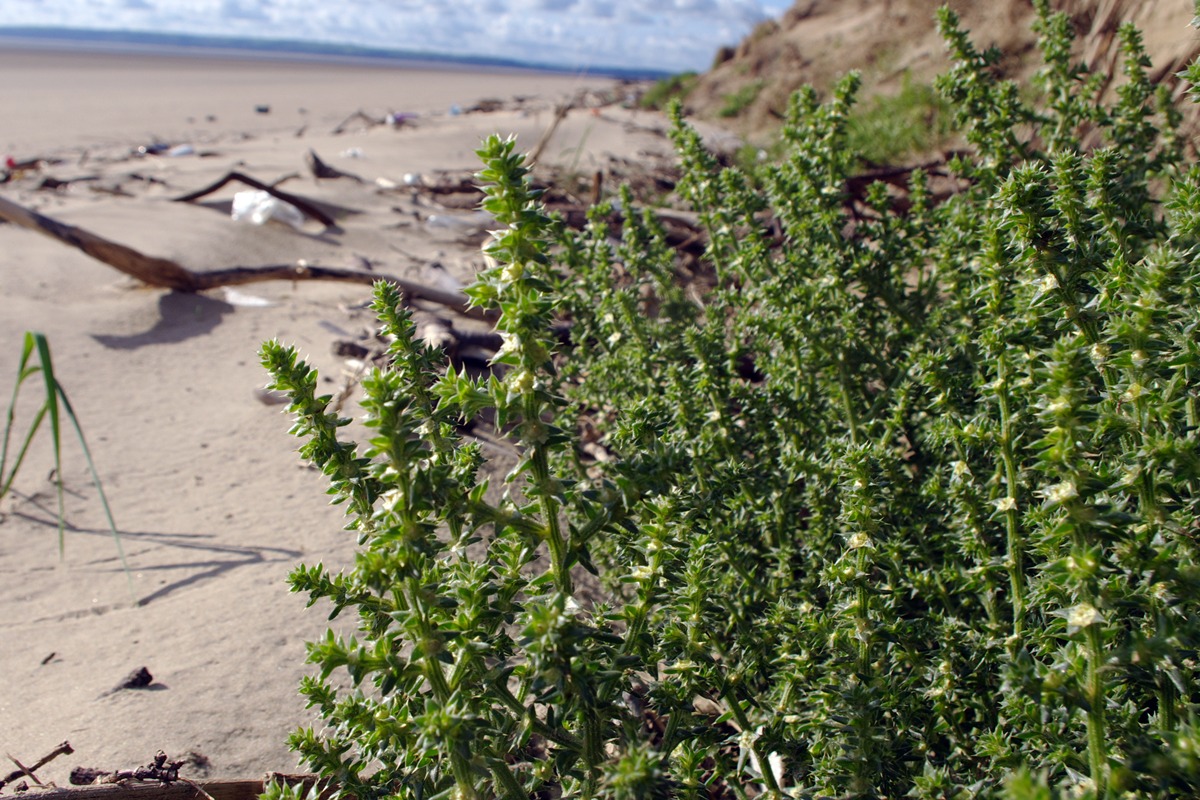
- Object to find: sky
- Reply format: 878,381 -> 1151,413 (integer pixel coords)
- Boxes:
0,0 -> 796,73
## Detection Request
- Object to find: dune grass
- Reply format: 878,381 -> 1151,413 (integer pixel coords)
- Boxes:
2,331 -> 131,593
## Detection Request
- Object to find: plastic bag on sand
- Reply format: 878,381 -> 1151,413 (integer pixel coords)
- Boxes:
231,190 -> 305,230
425,210 -> 493,235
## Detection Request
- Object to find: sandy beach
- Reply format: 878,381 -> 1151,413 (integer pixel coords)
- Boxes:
0,48 -> 728,787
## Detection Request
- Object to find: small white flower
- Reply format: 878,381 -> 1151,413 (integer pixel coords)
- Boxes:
1121,382 -> 1145,403
1090,343 -> 1110,364
847,532 -> 872,550
501,261 -> 525,283
1045,480 -> 1078,505
951,460 -> 972,481
994,496 -> 1017,513
1046,396 -> 1071,415
1066,602 -> 1103,633
495,331 -> 521,359
1039,273 -> 1060,292
508,369 -> 535,395
629,564 -> 657,581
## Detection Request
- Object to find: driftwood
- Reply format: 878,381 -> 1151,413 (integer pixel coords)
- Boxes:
173,172 -> 335,228
9,775 -> 324,800
528,100 -> 573,166
0,742 -> 74,792
305,150 -> 365,184
331,110 -> 384,135
0,195 -> 491,321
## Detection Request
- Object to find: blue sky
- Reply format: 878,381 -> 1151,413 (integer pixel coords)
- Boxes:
0,0 -> 795,73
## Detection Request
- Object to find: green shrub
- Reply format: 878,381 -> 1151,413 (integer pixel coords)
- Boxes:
640,72 -> 699,111
718,80 -> 764,118
263,3 -> 1200,798
844,76 -> 957,165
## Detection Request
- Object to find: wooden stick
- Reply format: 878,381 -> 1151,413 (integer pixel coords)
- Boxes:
0,742 -> 73,791
528,98 -> 574,165
0,196 -> 198,290
26,775 -> 324,800
172,172 -> 335,228
0,196 -> 493,321
305,150 -> 364,184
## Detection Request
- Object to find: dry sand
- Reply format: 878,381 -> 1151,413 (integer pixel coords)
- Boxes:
0,48 -> 732,788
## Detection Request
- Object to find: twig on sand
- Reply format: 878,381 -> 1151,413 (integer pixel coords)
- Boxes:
0,196 -> 492,321
331,109 -> 384,135
528,97 -> 574,166
0,741 -> 73,791
305,150 -> 365,184
172,172 -> 336,228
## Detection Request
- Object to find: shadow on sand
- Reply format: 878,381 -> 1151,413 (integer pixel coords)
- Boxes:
91,291 -> 235,350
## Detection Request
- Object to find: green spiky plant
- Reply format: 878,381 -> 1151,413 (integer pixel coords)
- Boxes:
264,4 -> 1200,798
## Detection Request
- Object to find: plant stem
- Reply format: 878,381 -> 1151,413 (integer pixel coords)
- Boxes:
996,360 -> 1026,647
525,395 -> 573,596
1085,623 -> 1109,798
726,690 -> 782,798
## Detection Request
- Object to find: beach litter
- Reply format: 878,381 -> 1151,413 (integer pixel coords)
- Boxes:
386,111 -> 417,127
231,189 -> 306,229
424,210 -> 493,236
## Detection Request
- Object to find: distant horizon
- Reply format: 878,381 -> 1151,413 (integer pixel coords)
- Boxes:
0,25 -> 670,80
0,1 -> 792,75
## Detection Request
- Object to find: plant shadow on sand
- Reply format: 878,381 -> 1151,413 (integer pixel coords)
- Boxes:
3,494 -> 302,614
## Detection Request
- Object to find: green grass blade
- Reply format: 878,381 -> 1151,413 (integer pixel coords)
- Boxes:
0,404 -> 48,500
0,334 -> 40,491
54,382 -> 134,601
3,331 -> 133,601
31,333 -> 66,557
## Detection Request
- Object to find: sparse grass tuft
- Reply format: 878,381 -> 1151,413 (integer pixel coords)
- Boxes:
718,79 -> 764,117
640,71 -> 699,111
2,331 -> 131,594
844,76 -> 957,164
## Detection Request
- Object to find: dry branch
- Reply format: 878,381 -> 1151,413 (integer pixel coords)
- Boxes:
331,110 -> 384,135
305,150 -> 365,184
172,172 -> 335,228
0,196 -> 492,321
0,742 -> 73,792
11,775 -> 324,800
528,99 -> 574,165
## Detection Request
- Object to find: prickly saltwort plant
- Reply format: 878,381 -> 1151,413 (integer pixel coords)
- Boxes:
551,4 -> 1200,798
264,5 -> 1200,800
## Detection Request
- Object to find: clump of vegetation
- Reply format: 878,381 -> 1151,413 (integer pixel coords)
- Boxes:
2,332 -> 129,586
718,79 -> 764,118
640,71 -> 699,111
844,75 -> 957,164
264,2 -> 1200,798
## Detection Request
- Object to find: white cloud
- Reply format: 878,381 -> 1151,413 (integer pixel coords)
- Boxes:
0,0 -> 780,72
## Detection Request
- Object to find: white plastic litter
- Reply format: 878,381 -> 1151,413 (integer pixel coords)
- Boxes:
221,287 -> 274,307
424,210 -> 493,234
165,144 -> 195,157
230,190 -> 305,230
403,172 -> 423,186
